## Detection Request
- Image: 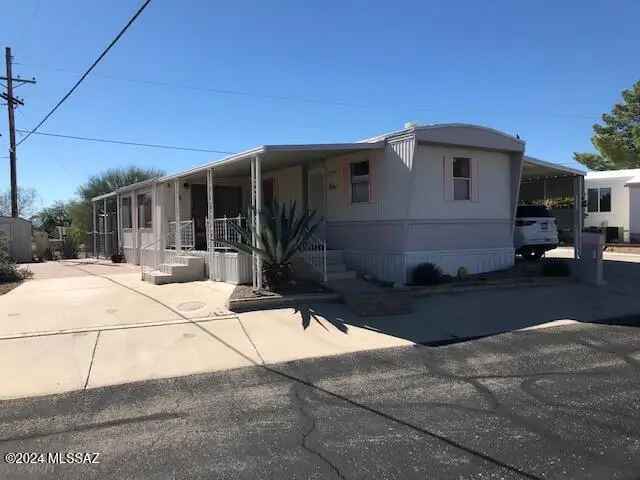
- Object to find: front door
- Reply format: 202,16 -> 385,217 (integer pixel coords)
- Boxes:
215,186 -> 243,217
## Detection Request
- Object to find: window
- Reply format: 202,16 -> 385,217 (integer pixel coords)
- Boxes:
137,193 -> 152,228
453,157 -> 471,200
121,197 -> 132,228
599,187 -> 611,212
588,187 -> 611,213
350,160 -> 370,203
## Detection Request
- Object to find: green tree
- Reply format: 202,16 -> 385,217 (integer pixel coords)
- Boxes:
574,80 -> 640,170
77,166 -> 165,202
34,201 -> 71,236
73,166 -> 164,233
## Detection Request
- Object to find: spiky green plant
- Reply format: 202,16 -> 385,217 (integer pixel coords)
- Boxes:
216,201 -> 320,289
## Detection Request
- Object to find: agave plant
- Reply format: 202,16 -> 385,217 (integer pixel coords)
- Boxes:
216,201 -> 321,289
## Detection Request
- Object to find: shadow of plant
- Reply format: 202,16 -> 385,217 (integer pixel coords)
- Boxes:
295,304 -> 349,333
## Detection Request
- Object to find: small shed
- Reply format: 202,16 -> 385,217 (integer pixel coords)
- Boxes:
0,216 -> 33,262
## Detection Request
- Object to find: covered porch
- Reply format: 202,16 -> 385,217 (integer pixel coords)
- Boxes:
91,142 -> 384,288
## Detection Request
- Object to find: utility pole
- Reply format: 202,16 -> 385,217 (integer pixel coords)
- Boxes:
2,47 -> 36,217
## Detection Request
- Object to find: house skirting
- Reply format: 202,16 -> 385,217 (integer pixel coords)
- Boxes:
209,251 -> 252,284
344,247 -> 515,284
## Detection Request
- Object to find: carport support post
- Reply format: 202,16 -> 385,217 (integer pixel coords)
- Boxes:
255,155 -> 263,291
574,175 -> 584,260
174,179 -> 182,253
92,201 -> 97,258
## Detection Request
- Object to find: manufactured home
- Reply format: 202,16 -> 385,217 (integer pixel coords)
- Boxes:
584,169 -> 640,242
91,123 -> 584,288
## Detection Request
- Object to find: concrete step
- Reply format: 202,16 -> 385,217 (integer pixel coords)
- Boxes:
142,255 -> 206,285
142,270 -> 173,285
176,255 -> 205,269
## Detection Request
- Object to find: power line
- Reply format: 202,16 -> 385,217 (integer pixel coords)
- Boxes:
16,0 -> 153,147
17,63 -> 602,120
15,129 -> 234,154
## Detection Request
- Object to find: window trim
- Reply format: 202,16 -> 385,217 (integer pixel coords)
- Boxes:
349,159 -> 371,204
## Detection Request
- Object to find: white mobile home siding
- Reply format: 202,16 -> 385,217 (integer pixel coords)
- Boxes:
324,135 -> 517,283
584,175 -> 631,241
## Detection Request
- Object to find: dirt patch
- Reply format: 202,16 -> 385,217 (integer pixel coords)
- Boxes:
231,278 -> 329,301
0,282 -> 21,296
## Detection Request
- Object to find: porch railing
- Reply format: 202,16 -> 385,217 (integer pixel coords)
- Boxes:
206,215 -> 327,283
207,215 -> 247,250
299,233 -> 328,283
167,220 -> 195,250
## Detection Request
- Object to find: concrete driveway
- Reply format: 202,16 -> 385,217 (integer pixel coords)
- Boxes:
3,251 -> 640,400
0,260 -> 411,400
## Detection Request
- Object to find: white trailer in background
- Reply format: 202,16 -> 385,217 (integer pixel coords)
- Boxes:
585,169 -> 640,243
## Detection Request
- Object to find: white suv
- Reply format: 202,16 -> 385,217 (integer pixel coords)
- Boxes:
514,205 -> 559,260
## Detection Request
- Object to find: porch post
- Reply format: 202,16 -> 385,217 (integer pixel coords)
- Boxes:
116,193 -> 122,254
152,183 -> 158,267
250,157 -> 257,289
102,198 -> 107,257
206,168 -> 214,251
174,179 -> 182,252
255,154 -> 263,291
132,191 -> 139,264
92,201 -> 97,258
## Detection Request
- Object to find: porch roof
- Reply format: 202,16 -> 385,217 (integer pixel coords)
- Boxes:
160,141 -> 386,180
92,141 -> 385,200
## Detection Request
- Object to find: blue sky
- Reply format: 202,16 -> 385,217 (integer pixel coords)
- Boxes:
2,0 -> 639,207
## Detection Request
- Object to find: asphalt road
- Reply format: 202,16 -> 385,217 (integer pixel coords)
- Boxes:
1,322 -> 640,479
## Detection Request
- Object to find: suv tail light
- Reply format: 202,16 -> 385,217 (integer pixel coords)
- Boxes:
516,220 -> 536,226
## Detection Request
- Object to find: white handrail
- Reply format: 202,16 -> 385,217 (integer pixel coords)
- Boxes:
299,232 -> 327,283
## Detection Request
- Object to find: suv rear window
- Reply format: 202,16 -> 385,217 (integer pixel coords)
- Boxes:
517,205 -> 552,218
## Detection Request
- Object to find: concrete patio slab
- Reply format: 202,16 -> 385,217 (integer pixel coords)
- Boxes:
87,320 -> 257,389
238,307 -> 414,364
0,280 -> 180,338
0,332 -> 97,400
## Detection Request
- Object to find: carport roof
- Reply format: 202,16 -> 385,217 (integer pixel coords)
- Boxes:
522,156 -> 585,179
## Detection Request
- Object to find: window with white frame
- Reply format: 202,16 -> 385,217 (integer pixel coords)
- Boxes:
452,157 -> 471,200
350,160 -> 370,203
121,197 -> 132,228
587,187 -> 611,213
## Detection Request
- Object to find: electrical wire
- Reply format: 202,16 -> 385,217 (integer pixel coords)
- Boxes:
16,0 -> 153,147
15,129 -> 234,154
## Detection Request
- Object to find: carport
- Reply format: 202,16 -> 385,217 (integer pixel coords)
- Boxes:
519,156 -> 586,259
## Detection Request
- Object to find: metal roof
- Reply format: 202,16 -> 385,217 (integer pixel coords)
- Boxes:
91,142 -> 385,201
522,156 -> 585,178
